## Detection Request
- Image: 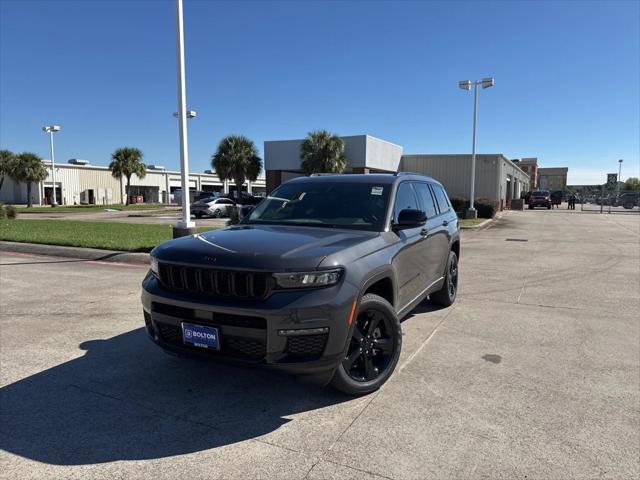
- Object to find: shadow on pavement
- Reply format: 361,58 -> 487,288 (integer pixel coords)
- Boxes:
0,328 -> 347,465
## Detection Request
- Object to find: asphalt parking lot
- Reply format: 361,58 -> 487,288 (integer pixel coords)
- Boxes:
18,208 -> 229,228
1,209 -> 638,479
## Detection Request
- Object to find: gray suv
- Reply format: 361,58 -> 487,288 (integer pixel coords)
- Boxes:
141,173 -> 460,395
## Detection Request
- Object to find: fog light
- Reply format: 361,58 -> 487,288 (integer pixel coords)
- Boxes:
278,327 -> 329,336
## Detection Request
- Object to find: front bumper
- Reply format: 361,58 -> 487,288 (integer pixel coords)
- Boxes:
141,273 -> 357,374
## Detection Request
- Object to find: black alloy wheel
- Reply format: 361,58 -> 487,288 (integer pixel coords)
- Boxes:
431,250 -> 459,307
343,309 -> 395,382
330,293 -> 402,396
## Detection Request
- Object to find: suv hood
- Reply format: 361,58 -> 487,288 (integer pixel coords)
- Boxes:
151,224 -> 379,271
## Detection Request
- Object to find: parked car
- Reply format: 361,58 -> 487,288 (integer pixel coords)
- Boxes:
142,173 -> 460,395
221,191 -> 264,206
550,191 -> 563,207
190,197 -> 235,218
528,191 -> 552,209
617,192 -> 640,209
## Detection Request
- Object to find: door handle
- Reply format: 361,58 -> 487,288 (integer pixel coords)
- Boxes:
442,220 -> 449,226
420,228 -> 429,237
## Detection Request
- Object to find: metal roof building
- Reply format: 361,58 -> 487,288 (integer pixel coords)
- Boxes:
0,161 -> 266,206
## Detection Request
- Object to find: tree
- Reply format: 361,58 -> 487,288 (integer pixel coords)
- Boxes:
0,149 -> 16,193
211,135 -> 262,196
300,130 -> 346,175
109,147 -> 146,205
624,177 -> 640,191
12,152 -> 48,207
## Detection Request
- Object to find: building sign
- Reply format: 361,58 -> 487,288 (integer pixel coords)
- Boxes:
607,173 -> 617,186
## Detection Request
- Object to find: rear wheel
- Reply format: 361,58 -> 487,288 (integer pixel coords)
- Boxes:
195,212 -> 203,219
330,293 -> 402,396
431,250 -> 459,307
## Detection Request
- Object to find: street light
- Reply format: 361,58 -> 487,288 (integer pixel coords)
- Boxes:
617,159 -> 623,196
42,125 -> 61,207
458,77 -> 495,219
172,0 -> 197,237
173,110 -> 197,118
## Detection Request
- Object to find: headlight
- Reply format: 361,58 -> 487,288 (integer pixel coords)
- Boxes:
273,268 -> 343,289
150,257 -> 159,277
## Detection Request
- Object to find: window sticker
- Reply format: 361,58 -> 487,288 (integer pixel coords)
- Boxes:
371,186 -> 383,196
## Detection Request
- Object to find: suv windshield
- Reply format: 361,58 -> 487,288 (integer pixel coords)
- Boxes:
245,181 -> 391,231
532,191 -> 549,197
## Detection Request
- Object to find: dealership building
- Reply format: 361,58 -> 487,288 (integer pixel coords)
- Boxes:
0,160 -> 266,206
264,134 -> 530,209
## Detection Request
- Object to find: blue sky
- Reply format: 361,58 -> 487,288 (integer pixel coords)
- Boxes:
1,0 -> 638,184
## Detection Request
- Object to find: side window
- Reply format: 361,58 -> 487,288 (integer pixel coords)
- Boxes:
413,182 -> 437,218
431,184 -> 451,213
393,182 -> 419,223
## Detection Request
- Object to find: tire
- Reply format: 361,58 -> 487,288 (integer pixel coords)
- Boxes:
547,205 -> 551,209
431,250 -> 459,307
528,205 -> 533,209
213,209 -> 222,218
624,202 -> 633,210
195,212 -> 203,219
330,293 -> 402,396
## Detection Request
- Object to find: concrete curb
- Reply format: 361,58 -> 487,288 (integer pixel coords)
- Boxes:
0,241 -> 150,265
459,218 -> 494,230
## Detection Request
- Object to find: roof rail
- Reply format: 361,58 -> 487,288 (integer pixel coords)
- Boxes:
394,171 -> 423,176
310,173 -> 340,176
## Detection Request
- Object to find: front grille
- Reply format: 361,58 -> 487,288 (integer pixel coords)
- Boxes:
151,302 -> 266,329
158,263 -> 271,300
286,334 -> 328,359
155,321 -> 266,361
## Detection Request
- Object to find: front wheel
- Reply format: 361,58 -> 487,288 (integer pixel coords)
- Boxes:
212,209 -> 222,218
330,293 -> 402,396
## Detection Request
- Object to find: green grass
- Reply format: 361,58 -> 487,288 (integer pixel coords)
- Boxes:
0,219 -> 216,252
14,204 -> 170,213
458,217 -> 488,228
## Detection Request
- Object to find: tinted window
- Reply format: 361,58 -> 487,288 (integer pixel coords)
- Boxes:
393,182 -> 419,223
247,181 -> 391,231
431,184 -> 451,213
413,182 -> 437,218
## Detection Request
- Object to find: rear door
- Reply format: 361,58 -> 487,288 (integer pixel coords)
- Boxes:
413,182 -> 446,288
429,183 -> 455,278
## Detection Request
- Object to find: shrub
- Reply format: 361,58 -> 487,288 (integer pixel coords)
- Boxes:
475,198 -> 498,218
0,203 -> 16,219
449,196 -> 468,213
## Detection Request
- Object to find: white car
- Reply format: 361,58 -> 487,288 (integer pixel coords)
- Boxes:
190,197 -> 236,218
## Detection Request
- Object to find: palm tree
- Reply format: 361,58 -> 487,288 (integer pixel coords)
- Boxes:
300,130 -> 346,175
211,135 -> 262,196
12,152 -> 48,207
0,149 -> 16,193
109,147 -> 146,205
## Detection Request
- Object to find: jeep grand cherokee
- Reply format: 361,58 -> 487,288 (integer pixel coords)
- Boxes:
141,173 -> 460,395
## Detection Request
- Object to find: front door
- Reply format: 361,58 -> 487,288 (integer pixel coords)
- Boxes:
391,182 -> 426,309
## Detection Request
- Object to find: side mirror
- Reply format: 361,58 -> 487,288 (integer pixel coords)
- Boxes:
394,209 -> 427,229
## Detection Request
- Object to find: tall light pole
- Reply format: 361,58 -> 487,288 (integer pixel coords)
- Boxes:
617,159 -> 623,196
42,125 -> 61,207
458,77 -> 495,219
173,0 -> 197,237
